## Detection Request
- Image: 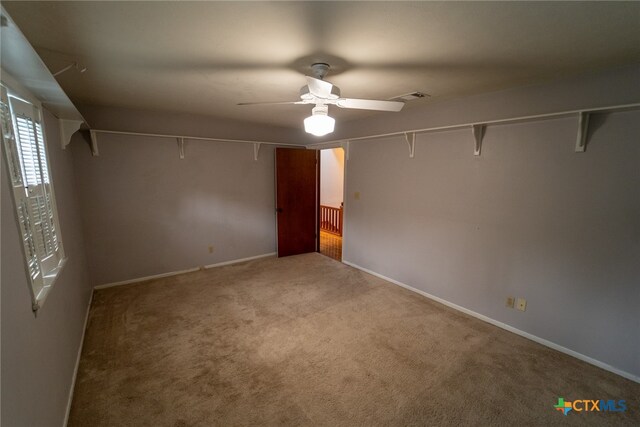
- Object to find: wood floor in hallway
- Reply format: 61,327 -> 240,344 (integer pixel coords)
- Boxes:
319,230 -> 342,261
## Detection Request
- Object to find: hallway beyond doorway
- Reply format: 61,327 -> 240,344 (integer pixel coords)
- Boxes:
320,230 -> 342,261
319,148 -> 345,261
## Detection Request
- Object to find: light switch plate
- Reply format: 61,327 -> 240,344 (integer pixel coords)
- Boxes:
354,191 -> 360,200
506,296 -> 515,308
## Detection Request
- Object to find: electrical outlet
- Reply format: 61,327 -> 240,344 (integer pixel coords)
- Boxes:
354,191 -> 360,200
506,296 -> 515,308
517,298 -> 527,311
208,245 -> 214,254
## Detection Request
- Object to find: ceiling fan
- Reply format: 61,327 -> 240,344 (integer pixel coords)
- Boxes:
238,63 -> 405,137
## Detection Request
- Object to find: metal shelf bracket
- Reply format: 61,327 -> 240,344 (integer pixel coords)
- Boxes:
177,137 -> 185,159
575,112 -> 590,153
59,119 -> 83,150
89,130 -> 99,156
472,124 -> 485,156
342,140 -> 350,161
404,132 -> 415,158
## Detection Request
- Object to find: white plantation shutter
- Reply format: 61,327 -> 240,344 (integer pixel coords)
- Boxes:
1,94 -> 23,186
1,87 -> 41,292
17,198 -> 40,282
1,85 -> 65,310
36,122 -> 50,184
14,115 -> 42,186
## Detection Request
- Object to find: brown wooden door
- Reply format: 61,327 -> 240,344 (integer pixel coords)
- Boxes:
275,148 -> 318,257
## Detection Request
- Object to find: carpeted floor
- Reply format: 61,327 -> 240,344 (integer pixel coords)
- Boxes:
69,253 -> 639,426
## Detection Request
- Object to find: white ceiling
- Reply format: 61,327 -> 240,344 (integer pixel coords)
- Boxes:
3,1 -> 640,130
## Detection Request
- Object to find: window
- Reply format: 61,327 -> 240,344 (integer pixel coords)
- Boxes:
1,84 -> 65,312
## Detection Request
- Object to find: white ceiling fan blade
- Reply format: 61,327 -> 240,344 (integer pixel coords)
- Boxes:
336,98 -> 405,112
237,101 -> 304,106
306,76 -> 334,98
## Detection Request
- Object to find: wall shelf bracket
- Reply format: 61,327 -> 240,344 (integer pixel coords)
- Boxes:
472,124 -> 485,156
177,137 -> 185,159
59,119 -> 83,150
575,112 -> 590,153
89,130 -> 99,156
342,140 -> 350,161
253,142 -> 261,161
404,132 -> 416,158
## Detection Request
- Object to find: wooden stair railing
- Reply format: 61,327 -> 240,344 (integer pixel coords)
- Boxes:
320,205 -> 343,236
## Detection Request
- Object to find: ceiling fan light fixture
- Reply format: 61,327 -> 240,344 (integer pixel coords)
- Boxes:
304,105 -> 335,137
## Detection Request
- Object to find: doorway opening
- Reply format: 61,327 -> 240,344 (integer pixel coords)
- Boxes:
319,147 -> 345,261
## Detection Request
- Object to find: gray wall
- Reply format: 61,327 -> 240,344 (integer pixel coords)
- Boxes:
2,109 -> 92,425
71,110 -> 278,285
343,110 -> 640,378
327,64 -> 640,143
79,104 -> 306,145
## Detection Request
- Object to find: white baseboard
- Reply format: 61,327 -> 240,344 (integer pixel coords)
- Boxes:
63,290 -> 93,426
203,252 -> 276,269
342,260 -> 640,384
94,267 -> 200,289
94,252 -> 277,290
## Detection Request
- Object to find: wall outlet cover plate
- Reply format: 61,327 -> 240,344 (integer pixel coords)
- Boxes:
517,298 -> 527,311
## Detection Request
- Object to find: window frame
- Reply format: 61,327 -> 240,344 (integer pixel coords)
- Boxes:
1,79 -> 66,313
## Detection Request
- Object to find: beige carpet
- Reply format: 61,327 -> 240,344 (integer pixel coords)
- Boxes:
70,253 -> 639,426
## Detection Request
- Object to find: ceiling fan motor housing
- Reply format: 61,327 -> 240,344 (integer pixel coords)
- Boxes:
311,63 -> 330,80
